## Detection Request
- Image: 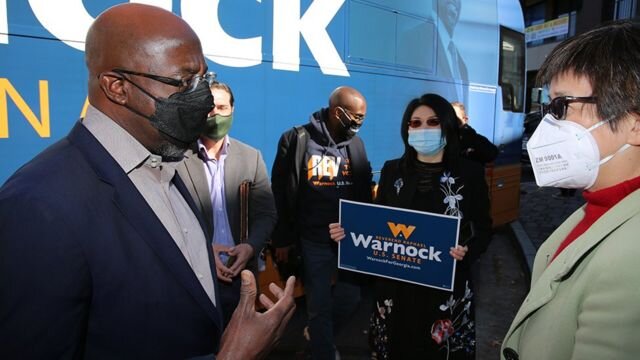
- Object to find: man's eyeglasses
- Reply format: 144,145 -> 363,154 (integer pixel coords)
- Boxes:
112,68 -> 217,93
338,107 -> 365,126
541,96 -> 597,120
408,117 -> 440,128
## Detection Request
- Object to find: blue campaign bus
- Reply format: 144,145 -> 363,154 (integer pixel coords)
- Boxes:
0,0 -> 525,225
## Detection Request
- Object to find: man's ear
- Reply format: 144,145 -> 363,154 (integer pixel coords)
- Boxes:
99,72 -> 128,105
329,106 -> 340,123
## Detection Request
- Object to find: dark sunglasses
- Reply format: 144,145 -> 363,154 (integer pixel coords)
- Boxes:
112,68 -> 217,93
541,96 -> 597,120
408,117 -> 440,128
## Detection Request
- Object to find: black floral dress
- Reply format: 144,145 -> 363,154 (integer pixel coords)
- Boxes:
369,158 -> 491,359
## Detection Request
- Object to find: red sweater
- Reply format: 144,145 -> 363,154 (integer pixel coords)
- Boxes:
551,175 -> 640,262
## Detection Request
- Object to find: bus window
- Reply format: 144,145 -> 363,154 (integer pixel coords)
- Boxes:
499,26 -> 525,112
348,1 -> 436,74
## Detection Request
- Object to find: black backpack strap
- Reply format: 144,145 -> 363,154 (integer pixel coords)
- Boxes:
281,125 -> 308,218
292,125 -> 309,187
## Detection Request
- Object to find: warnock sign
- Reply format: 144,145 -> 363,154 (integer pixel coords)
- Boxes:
338,200 -> 461,291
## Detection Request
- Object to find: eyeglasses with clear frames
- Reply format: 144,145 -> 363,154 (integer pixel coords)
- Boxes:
338,107 -> 365,125
112,68 -> 217,93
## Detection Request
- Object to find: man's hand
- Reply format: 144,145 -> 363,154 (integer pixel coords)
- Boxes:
217,271 -> 296,360
328,223 -> 345,242
274,246 -> 291,263
213,244 -> 234,283
227,244 -> 254,277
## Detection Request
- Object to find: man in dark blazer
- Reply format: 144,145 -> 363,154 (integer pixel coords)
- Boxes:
178,82 -> 277,327
0,4 -> 294,359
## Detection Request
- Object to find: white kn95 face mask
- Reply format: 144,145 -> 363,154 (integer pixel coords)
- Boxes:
527,113 -> 630,189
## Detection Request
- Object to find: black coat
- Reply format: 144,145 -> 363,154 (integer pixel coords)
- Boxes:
375,157 -> 492,266
459,124 -> 499,164
369,156 -> 492,359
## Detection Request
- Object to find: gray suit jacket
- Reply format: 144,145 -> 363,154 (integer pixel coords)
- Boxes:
177,137 -> 277,273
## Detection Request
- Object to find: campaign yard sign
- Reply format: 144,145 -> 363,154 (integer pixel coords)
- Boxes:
338,200 -> 460,291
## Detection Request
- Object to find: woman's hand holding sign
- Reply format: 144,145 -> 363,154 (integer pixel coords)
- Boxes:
449,245 -> 468,261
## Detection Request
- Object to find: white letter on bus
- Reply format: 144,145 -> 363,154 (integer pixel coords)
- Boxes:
1,0 -> 7,44
273,0 -> 349,76
182,0 -> 262,67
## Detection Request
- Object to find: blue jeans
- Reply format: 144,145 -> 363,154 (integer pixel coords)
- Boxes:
301,238 -> 361,360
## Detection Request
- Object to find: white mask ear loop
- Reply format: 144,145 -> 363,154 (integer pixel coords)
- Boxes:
580,116 -> 615,134
600,143 -> 631,165
587,117 -> 612,131
582,116 -> 631,166
576,116 -> 613,140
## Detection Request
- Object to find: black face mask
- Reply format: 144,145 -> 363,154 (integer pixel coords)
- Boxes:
123,79 -> 213,147
338,107 -> 362,140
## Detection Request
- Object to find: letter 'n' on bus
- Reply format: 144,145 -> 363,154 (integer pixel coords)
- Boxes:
0,78 -> 50,138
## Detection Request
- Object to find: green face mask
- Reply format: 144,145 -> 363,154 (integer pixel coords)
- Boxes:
204,114 -> 233,141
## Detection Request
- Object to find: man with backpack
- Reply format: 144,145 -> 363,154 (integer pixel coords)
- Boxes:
271,86 -> 372,359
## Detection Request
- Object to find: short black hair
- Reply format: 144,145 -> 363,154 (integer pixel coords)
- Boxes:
400,93 -> 460,171
537,19 -> 640,131
210,82 -> 234,107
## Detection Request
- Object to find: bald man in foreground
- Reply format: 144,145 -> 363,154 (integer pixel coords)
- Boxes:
271,87 -> 372,359
0,4 -> 294,359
